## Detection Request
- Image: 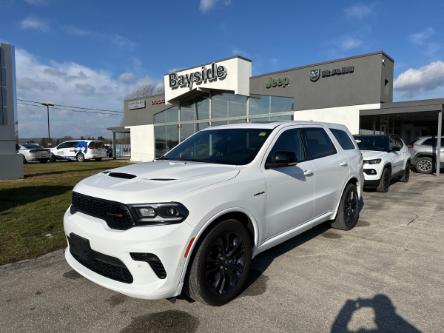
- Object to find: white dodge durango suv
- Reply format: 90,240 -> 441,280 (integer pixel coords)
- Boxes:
354,134 -> 411,192
64,122 -> 363,305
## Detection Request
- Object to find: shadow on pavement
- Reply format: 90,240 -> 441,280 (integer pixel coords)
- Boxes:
242,223 -> 331,295
331,294 -> 421,333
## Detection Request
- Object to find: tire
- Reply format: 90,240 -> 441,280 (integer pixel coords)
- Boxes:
376,167 -> 391,192
50,154 -> 56,162
400,161 -> 410,182
331,183 -> 360,231
76,153 -> 85,162
187,219 -> 252,306
415,157 -> 433,174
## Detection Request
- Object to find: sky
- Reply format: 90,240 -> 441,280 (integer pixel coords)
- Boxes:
1,0 -> 444,138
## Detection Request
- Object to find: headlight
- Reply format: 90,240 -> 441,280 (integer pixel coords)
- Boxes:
130,202 -> 189,225
364,158 -> 382,165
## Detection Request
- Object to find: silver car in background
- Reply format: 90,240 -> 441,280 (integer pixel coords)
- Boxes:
16,143 -> 51,163
409,136 -> 444,174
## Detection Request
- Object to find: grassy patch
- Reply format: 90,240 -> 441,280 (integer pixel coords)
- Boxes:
0,160 -> 130,265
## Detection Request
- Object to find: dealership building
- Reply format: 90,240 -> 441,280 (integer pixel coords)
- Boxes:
110,51 -> 442,170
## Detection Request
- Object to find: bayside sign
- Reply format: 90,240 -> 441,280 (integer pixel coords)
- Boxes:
169,63 -> 227,90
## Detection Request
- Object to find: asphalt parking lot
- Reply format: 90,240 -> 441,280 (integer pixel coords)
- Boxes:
1,173 -> 443,333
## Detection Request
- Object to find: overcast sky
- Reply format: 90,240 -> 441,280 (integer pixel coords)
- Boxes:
1,0 -> 444,138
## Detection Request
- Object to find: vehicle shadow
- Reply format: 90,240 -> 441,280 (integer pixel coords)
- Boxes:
242,222 -> 330,292
0,185 -> 72,213
331,294 -> 421,333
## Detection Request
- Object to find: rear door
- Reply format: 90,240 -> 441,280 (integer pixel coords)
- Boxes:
302,127 -> 349,216
263,127 -> 315,239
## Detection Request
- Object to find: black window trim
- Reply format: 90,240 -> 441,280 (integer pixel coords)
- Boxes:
261,126 -> 307,169
329,127 -> 356,151
301,127 -> 338,161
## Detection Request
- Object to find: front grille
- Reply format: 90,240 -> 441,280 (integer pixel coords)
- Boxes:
68,234 -> 133,283
71,192 -> 135,230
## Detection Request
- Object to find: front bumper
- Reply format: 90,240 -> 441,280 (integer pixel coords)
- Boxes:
63,209 -> 194,299
362,162 -> 384,185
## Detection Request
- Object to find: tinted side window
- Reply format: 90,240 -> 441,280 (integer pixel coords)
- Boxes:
423,138 -> 436,146
303,128 -> 337,159
267,129 -> 305,163
58,142 -> 69,149
330,128 -> 355,150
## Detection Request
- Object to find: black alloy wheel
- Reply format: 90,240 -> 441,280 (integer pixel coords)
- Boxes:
187,219 -> 252,305
400,162 -> 410,182
343,187 -> 359,228
331,183 -> 360,230
204,232 -> 246,296
377,167 -> 391,192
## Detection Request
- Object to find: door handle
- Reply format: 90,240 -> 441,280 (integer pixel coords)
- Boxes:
339,161 -> 348,167
303,169 -> 314,176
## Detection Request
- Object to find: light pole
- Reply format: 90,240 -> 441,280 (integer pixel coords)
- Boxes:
41,102 -> 54,145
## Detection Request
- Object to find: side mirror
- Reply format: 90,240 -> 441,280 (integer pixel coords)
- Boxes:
265,151 -> 297,169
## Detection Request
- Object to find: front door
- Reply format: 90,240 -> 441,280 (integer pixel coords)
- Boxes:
390,137 -> 406,174
264,128 -> 315,239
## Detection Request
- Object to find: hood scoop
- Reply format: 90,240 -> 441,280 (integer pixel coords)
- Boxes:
108,172 -> 137,179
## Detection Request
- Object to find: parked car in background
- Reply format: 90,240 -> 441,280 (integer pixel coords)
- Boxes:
16,143 -> 51,163
353,135 -> 410,192
50,140 -> 107,162
64,122 -> 363,305
409,136 -> 444,174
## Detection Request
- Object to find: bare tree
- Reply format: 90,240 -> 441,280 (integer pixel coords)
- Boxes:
125,83 -> 164,100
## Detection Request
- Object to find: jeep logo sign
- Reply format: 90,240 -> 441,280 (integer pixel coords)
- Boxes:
265,77 -> 290,89
169,63 -> 227,90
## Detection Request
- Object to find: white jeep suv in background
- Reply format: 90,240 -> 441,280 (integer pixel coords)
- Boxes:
64,122 -> 363,305
354,134 -> 411,192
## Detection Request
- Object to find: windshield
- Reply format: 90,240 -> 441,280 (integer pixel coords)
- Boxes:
354,135 -> 390,152
22,144 -> 41,149
160,128 -> 272,165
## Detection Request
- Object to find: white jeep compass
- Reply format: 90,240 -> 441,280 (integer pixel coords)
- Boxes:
353,134 -> 411,192
64,122 -> 363,305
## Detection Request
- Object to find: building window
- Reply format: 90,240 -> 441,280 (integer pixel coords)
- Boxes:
249,95 -> 269,116
0,49 -> 6,125
270,96 -> 294,113
196,96 -> 210,121
153,92 -> 294,157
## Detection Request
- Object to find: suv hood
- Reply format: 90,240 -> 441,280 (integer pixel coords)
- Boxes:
73,160 -> 240,203
361,150 -> 387,160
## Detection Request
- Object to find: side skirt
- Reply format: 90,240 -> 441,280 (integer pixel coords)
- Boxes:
253,212 -> 333,257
